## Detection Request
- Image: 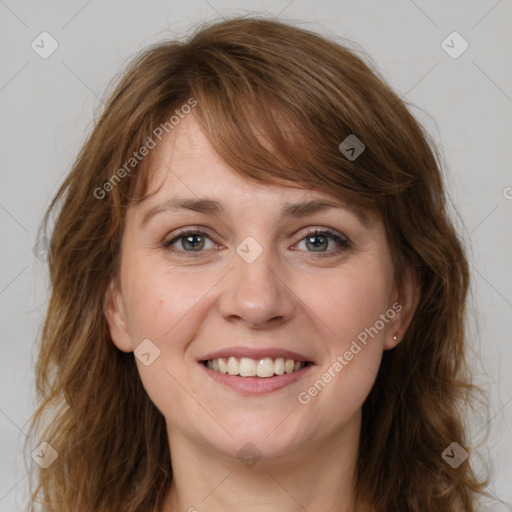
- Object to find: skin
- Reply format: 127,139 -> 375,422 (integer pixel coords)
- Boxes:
105,113 -> 418,512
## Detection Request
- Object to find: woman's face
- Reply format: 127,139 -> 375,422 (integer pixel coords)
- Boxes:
106,113 -> 416,464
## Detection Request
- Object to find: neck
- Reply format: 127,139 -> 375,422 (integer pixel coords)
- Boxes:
162,414 -> 362,512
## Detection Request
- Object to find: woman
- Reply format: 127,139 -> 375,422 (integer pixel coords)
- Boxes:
27,16 -> 488,512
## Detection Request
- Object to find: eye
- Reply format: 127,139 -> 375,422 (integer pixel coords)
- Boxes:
162,227 -> 351,259
294,228 -> 351,256
163,228 -> 216,257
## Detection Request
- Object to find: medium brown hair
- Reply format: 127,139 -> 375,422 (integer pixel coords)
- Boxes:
27,16 -> 487,511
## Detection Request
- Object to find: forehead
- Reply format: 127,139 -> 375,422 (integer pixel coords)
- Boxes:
148,113 -> 281,194
137,114 -> 371,225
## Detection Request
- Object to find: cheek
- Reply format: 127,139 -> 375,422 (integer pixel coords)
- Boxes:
302,263 -> 392,344
313,267 -> 391,405
296,274 -> 388,426
123,264 -> 202,339
121,266 -> 208,415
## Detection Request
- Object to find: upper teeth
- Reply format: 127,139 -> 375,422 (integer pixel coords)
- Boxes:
206,357 -> 305,378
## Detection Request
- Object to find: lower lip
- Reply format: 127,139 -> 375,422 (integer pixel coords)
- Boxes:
200,363 -> 314,394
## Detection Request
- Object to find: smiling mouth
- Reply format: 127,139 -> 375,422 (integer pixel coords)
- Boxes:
202,357 -> 310,378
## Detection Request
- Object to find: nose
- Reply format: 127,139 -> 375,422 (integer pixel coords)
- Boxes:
217,243 -> 296,329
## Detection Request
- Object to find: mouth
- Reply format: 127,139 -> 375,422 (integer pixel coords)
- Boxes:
198,347 -> 315,394
202,356 -> 311,378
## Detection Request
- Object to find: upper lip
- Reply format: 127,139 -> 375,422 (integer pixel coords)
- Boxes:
200,346 -> 313,363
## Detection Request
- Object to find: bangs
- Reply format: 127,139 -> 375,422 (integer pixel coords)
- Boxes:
124,86 -> 377,223
112,19 -> 414,227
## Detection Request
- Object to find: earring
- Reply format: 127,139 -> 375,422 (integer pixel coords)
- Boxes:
393,335 -> 399,342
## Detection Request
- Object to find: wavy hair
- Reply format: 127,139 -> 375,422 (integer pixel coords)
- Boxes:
27,16 -> 488,511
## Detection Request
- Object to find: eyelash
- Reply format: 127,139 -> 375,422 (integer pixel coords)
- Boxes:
162,227 -> 351,259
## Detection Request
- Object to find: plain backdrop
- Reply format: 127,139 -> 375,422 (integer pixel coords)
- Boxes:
1,1 -> 511,510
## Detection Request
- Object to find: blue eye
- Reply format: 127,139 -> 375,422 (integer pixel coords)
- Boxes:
296,229 -> 351,255
163,229 -> 214,255
163,227 -> 351,258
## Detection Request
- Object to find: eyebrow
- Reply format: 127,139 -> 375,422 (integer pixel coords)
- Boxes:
140,197 -> 369,228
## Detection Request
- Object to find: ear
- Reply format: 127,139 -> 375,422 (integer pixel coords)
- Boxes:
383,266 -> 420,350
103,278 -> 133,353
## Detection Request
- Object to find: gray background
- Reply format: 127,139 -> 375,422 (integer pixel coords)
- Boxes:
1,0 -> 511,510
